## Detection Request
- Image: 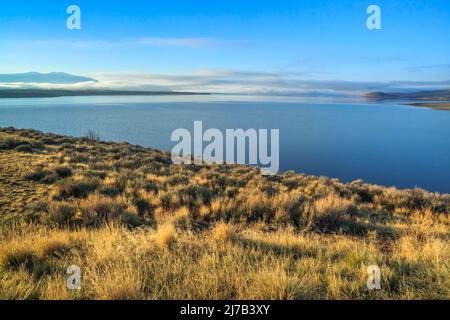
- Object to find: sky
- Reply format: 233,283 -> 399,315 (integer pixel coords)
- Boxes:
0,0 -> 449,95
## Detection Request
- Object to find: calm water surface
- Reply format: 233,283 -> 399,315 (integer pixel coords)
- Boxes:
1,95 -> 449,193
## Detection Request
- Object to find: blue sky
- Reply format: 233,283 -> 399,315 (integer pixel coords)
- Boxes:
1,0 -> 449,94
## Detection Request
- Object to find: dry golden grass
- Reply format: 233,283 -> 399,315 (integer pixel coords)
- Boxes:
0,222 -> 447,299
212,222 -> 236,242
302,193 -> 354,231
154,223 -> 177,247
174,206 -> 190,223
0,127 -> 449,300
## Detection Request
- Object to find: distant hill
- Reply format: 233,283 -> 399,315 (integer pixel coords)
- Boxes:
0,89 -> 209,98
364,89 -> 450,101
0,72 -> 97,84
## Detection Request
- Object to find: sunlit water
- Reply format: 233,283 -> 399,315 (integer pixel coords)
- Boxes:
1,95 -> 449,193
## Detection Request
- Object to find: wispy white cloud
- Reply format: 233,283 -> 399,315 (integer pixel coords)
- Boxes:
1,69 -> 449,97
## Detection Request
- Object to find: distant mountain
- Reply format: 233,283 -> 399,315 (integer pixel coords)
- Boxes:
364,89 -> 450,101
0,72 -> 97,84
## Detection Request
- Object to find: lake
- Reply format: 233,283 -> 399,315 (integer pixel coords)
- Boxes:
1,95 -> 449,193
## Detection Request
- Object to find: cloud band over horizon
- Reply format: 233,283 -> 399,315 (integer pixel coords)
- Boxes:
0,70 -> 449,97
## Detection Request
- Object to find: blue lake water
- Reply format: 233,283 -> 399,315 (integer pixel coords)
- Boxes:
0,95 -> 449,193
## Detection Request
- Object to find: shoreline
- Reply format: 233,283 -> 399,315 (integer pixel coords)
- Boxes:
1,126 -> 449,196
404,102 -> 450,111
0,89 -> 210,99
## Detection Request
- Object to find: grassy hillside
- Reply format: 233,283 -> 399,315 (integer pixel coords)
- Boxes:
0,127 -> 449,299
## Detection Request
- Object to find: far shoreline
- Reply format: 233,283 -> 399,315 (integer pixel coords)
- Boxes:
0,89 -> 210,99
403,102 -> 450,111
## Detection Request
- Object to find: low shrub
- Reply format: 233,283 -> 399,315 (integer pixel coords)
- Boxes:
24,167 -> 59,184
301,193 -> 355,232
98,185 -> 121,197
53,166 -> 73,178
1,248 -> 37,272
14,143 -> 33,152
54,177 -> 100,199
0,248 -> 49,276
38,239 -> 72,259
46,202 -> 77,226
79,194 -> 127,226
